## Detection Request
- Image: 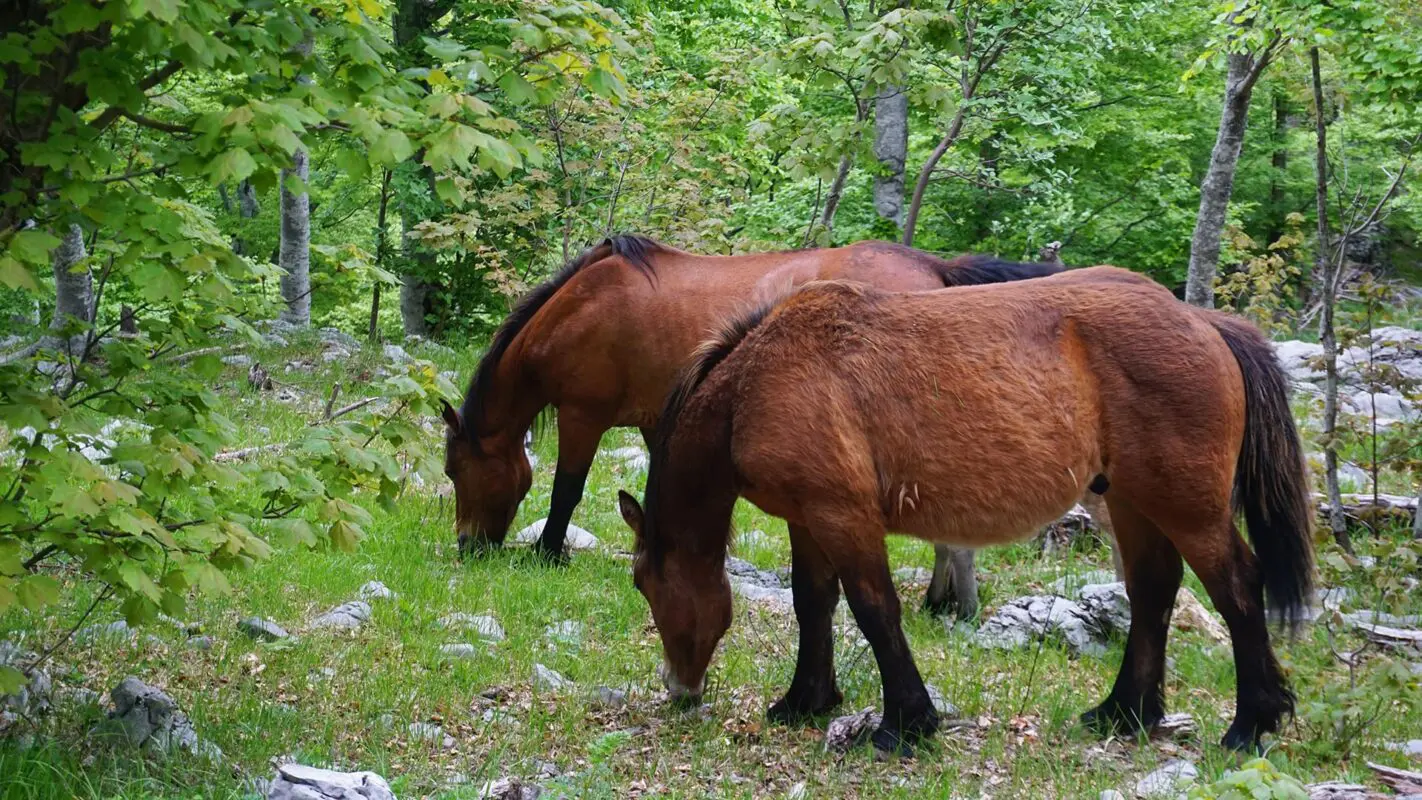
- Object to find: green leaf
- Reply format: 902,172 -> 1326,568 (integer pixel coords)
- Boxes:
371,129 -> 413,165
0,256 -> 37,291
498,72 -> 538,105
15,574 -> 60,611
7,230 -> 61,265
0,540 -> 22,576
0,665 -> 26,695
212,148 -> 258,185
130,0 -> 180,22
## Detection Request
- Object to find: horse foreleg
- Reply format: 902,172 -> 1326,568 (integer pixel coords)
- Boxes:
1081,497 -> 1180,737
768,524 -> 843,724
831,531 -> 937,756
537,412 -> 604,562
924,545 -> 978,620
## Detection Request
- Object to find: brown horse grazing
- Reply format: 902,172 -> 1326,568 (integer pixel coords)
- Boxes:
617,268 -> 1313,755
440,235 -> 1060,559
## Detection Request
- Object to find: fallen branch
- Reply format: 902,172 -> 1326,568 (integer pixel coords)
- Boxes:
323,382 -> 342,420
168,345 -> 233,364
1365,762 -> 1422,795
214,443 -> 287,462
0,339 -> 40,365
325,397 -> 378,422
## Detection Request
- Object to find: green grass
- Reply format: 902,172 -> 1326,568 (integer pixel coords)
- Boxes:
2,335 -> 1421,799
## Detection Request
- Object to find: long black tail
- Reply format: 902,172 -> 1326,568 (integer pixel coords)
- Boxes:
1209,314 -> 1315,629
933,254 -> 1064,287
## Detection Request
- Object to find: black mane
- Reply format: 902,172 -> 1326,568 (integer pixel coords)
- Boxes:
460,234 -> 663,444
934,253 -> 1064,286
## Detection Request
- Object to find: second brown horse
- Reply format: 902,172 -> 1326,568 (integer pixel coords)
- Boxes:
619,268 -> 1313,755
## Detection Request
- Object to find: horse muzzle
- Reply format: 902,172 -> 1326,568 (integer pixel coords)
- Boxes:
658,661 -> 703,706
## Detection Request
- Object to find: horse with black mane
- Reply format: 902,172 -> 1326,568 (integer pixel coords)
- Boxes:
618,267 -> 1313,755
441,234 -> 1058,576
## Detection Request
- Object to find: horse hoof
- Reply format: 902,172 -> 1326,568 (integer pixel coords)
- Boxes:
767,688 -> 842,724
870,726 -> 915,759
534,545 -> 569,566
1080,701 -> 1145,736
1220,724 -> 1263,753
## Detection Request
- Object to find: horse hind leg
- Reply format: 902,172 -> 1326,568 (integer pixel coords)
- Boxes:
1168,518 -> 1294,751
768,524 -> 843,723
923,545 -> 978,620
1082,497 -> 1181,737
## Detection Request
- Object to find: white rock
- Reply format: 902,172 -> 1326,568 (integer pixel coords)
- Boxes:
266,763 -> 394,800
439,644 -> 478,660
544,620 -> 584,645
478,777 -> 541,800
1135,759 -> 1198,798
512,519 -> 599,551
408,721 -> 454,748
532,663 -> 572,693
238,617 -> 290,641
1385,739 -> 1422,758
924,683 -> 959,717
975,595 -> 1106,657
310,601 -> 372,630
439,613 -> 505,642
383,344 -> 411,364
356,581 -> 396,601
606,446 -> 649,473
893,567 -> 932,586
1100,791 -> 1127,800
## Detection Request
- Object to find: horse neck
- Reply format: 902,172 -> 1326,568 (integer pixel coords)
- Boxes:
652,384 -> 738,565
475,352 -> 546,446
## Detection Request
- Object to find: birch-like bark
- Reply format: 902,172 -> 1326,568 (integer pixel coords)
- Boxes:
44,223 -> 91,355
872,85 -> 908,227
1185,50 -> 1268,308
278,146 -> 311,327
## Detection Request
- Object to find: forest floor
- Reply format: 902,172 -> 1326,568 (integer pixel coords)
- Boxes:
2,331 -> 1421,799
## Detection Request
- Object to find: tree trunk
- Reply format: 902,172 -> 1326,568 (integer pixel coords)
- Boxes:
1265,91 -> 1289,247
1185,52 -> 1264,308
44,223 -> 91,355
399,269 -> 430,337
818,153 -> 853,236
1311,46 -> 1352,554
278,145 -> 311,327
872,85 -> 908,227
119,304 -> 137,335
369,169 -> 391,342
903,105 -> 968,247
1413,488 -> 1422,540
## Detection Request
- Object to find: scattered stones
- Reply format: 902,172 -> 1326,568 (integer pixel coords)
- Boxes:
726,556 -> 794,608
1048,570 -> 1118,595
788,782 -> 809,800
1077,583 -> 1132,635
1134,759 -> 1198,798
95,677 -> 221,761
1386,740 -> 1422,759
238,617 -> 290,642
478,777 -> 542,799
382,344 -> 412,364
590,686 -> 627,709
893,566 -> 932,586
1100,791 -> 1127,800
0,641 -> 51,726
439,613 -> 505,642
221,354 -> 252,367
356,581 -> 396,601
439,644 -> 479,660
310,601 -> 372,631
1151,713 -> 1197,741
480,708 -> 522,728
318,327 -> 361,351
532,664 -> 572,693
544,620 -> 584,646
77,620 -> 136,644
606,446 -> 649,473
56,686 -> 102,707
974,595 -> 1106,657
1170,589 -> 1229,645
321,348 -> 351,363
285,359 -> 315,373
265,763 -> 394,800
824,708 -> 881,753
188,636 -> 215,651
408,721 -> 455,749
512,519 -> 599,551
924,683 -> 959,718
262,333 -> 289,348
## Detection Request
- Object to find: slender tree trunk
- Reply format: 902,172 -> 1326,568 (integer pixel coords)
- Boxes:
819,153 -> 853,235
1185,51 -> 1268,307
903,106 -> 967,247
278,146 -> 311,327
1413,487 -> 1421,540
873,85 -> 908,227
43,223 -> 91,355
1265,91 -> 1289,247
369,170 -> 392,342
1311,46 -> 1352,554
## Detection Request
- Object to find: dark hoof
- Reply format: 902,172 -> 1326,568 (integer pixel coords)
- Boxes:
1220,725 -> 1263,753
767,686 -> 843,724
1080,699 -> 1159,737
457,536 -> 499,560
534,541 -> 569,565
870,726 -> 919,758
921,595 -> 951,617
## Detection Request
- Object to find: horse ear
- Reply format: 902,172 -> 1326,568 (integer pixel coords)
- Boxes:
617,490 -> 644,541
440,399 -> 461,433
